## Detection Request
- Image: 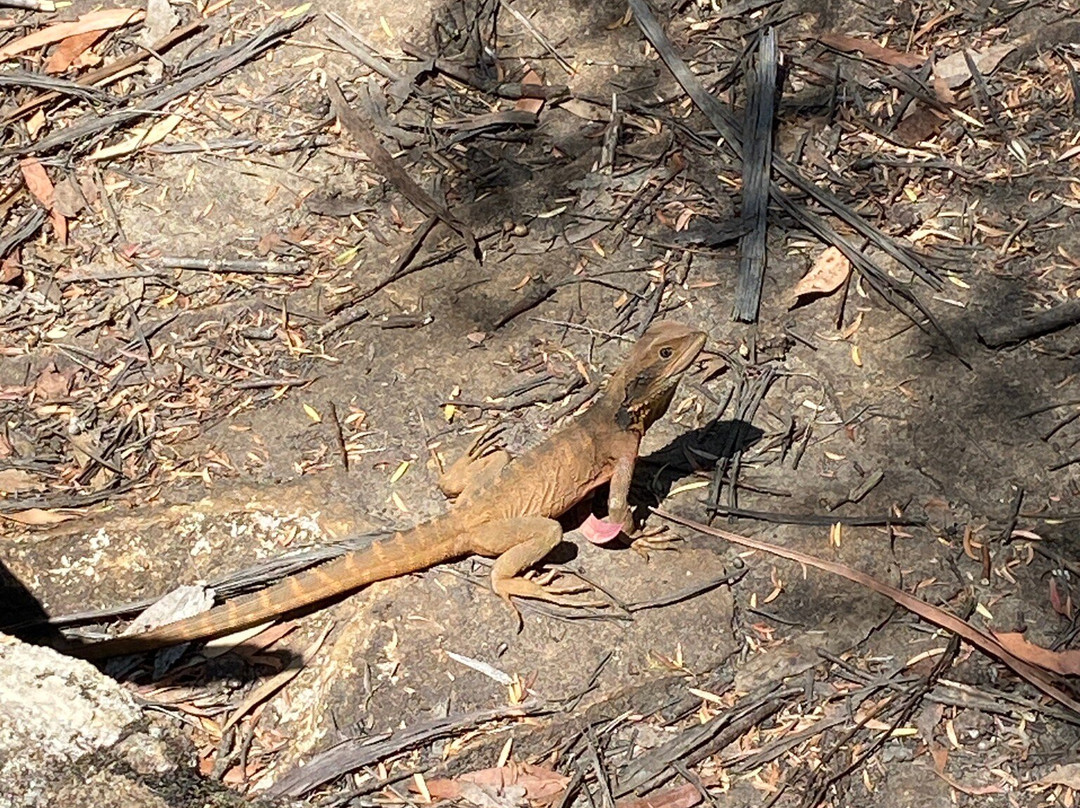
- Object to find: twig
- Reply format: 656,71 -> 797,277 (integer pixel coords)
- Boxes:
327,79 -> 480,258
157,257 -> 304,275
0,208 -> 46,258
705,504 -> 925,527
626,570 -> 746,612
500,0 -> 575,74
600,93 -> 621,172
977,299 -> 1080,347
400,40 -> 569,100
709,0 -> 782,20
0,71 -> 112,104
627,0 -> 956,353
655,508 -> 1080,714
493,280 -> 557,329
266,701 -> 550,798
323,223 -> 501,327
628,0 -> 936,286
708,367 -> 775,515
325,12 -> 403,81
616,690 -> 790,795
804,630 -> 963,806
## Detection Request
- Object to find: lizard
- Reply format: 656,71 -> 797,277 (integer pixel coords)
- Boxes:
71,321 -> 707,659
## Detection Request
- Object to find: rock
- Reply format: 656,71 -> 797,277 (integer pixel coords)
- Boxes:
0,634 -> 256,808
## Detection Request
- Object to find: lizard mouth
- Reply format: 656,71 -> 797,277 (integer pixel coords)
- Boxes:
670,332 -> 707,375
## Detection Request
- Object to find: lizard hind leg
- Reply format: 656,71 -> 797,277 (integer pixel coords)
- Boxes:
471,517 -> 601,629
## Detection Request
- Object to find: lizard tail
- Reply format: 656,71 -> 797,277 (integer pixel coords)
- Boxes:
71,528 -> 463,660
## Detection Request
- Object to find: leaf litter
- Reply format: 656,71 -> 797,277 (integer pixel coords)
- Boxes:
2,0 -> 1080,805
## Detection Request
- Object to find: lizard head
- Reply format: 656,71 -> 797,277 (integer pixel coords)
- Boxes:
614,321 -> 707,432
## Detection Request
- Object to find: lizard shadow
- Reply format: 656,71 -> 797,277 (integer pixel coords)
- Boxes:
556,417 -> 764,556
634,416 -> 765,511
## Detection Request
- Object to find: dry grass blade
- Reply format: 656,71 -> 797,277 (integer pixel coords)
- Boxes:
627,0 -> 951,350
655,508 -> 1080,715
265,701 -> 549,798
16,14 -> 309,155
733,27 -> 777,323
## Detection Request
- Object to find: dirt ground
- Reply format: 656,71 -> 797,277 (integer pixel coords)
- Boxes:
3,0 -> 1080,805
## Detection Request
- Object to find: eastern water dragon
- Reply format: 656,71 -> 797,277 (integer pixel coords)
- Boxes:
73,321 -> 707,658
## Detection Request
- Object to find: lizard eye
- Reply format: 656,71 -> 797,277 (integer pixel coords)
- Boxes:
659,347 -> 674,359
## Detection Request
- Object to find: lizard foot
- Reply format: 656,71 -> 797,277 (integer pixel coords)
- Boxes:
493,575 -> 606,631
629,529 -> 683,560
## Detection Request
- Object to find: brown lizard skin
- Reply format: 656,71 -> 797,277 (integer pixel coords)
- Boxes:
73,321 -> 706,658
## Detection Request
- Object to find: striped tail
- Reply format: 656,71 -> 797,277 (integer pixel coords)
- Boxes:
73,526 -> 465,659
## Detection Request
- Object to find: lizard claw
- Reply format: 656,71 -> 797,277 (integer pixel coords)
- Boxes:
493,573 -> 605,627
500,593 -> 524,633
630,530 -> 683,560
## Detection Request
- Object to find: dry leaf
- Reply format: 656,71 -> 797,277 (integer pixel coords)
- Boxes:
52,176 -> 87,218
26,109 -> 47,138
0,252 -> 21,285
992,631 -> 1080,676
616,783 -> 703,808
33,364 -> 72,400
790,247 -> 851,304
89,112 -> 183,161
934,43 -> 1016,89
515,68 -> 544,115
4,508 -> 79,525
558,98 -> 609,122
0,9 -> 145,60
45,28 -> 106,73
0,469 -> 39,494
1049,577 -> 1073,619
121,584 -> 214,636
818,33 -> 925,69
422,763 -> 570,803
20,157 -> 54,207
19,158 -> 67,243
140,0 -> 180,46
1038,763 -> 1080,789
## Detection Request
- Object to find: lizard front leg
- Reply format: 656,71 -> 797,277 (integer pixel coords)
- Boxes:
580,443 -> 641,544
438,427 -> 510,503
468,517 -> 599,628
606,451 -> 678,557
605,452 -> 637,535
